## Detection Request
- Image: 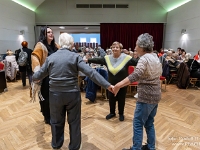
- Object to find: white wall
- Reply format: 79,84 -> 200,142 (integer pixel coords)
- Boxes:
0,0 -> 35,54
35,0 -> 167,25
164,0 -> 200,56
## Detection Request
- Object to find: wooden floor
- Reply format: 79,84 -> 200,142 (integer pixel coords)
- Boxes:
0,80 -> 200,150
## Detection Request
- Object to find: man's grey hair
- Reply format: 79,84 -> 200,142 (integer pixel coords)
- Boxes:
136,33 -> 154,52
59,33 -> 74,49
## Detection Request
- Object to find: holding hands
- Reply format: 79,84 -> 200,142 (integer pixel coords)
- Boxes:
107,84 -> 121,96
107,77 -> 130,96
107,85 -> 114,93
112,85 -> 120,96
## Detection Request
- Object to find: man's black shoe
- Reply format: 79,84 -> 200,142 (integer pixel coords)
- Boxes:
106,113 -> 116,120
122,145 -> 151,150
44,118 -> 51,125
119,114 -> 124,121
141,144 -> 150,150
52,147 -> 61,150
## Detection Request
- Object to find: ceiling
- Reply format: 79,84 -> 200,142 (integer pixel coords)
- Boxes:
11,0 -> 45,11
155,0 -> 191,11
11,0 -> 192,12
11,0 -> 192,33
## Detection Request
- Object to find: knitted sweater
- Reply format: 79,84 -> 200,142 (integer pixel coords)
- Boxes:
88,53 -> 138,85
32,48 -> 111,92
128,53 -> 162,104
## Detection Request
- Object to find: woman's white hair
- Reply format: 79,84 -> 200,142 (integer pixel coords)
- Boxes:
167,50 -> 172,56
59,33 -> 74,49
185,53 -> 191,62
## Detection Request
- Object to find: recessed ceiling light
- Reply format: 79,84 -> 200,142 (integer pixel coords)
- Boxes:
167,0 -> 191,12
59,26 -> 65,29
84,27 -> 89,30
12,0 -> 35,11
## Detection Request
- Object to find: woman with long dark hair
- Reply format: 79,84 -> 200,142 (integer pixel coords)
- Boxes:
31,26 -> 59,125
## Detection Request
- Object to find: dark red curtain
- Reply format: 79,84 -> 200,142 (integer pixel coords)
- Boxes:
100,23 -> 164,51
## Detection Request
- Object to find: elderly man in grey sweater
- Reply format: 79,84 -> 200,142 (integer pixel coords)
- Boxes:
32,33 -> 113,150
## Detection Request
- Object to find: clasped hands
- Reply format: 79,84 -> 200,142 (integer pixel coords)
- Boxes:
107,85 -> 120,96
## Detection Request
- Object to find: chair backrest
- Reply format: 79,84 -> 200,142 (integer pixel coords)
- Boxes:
0,62 -> 4,70
128,66 -> 134,74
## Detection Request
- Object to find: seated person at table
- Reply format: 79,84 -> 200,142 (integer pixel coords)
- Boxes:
194,50 -> 200,63
187,58 -> 200,83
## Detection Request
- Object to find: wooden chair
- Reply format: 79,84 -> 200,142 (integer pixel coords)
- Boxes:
128,81 -> 138,95
128,66 -> 138,95
168,71 -> 177,84
187,78 -> 198,89
160,76 -> 167,91
78,73 -> 86,91
128,66 -> 135,74
101,86 -> 108,100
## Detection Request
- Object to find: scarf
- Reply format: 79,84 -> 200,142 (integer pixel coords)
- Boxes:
30,42 -> 59,102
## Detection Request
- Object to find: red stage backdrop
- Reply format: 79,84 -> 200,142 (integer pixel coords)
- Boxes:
100,23 -> 164,51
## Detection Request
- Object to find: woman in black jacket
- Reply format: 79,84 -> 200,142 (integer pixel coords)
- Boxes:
187,59 -> 200,80
15,41 -> 33,86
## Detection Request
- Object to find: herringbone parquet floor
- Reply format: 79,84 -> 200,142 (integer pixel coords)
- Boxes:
0,80 -> 200,150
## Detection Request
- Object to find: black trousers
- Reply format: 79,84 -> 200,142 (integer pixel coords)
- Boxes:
21,71 -> 32,86
49,91 -> 81,150
108,87 -> 127,115
40,77 -> 50,122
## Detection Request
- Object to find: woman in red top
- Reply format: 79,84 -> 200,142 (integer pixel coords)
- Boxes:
194,50 -> 200,63
158,48 -> 164,57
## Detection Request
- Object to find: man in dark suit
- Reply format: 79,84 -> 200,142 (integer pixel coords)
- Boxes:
15,41 -> 33,86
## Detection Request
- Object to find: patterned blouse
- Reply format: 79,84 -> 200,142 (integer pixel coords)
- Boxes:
128,53 -> 162,104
